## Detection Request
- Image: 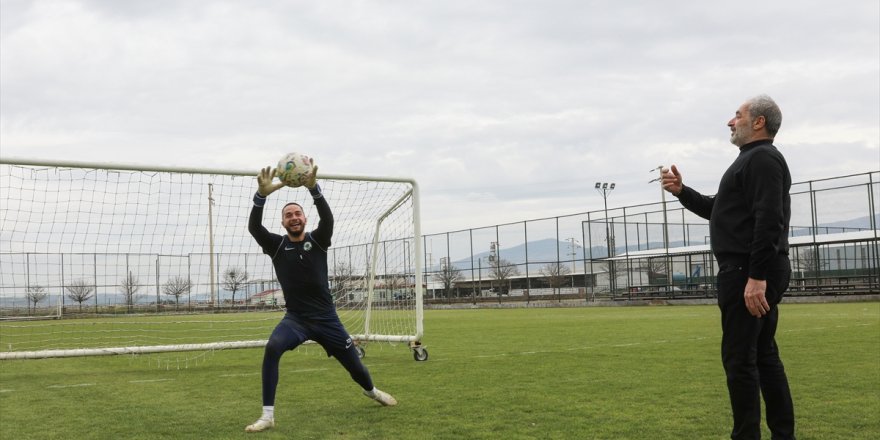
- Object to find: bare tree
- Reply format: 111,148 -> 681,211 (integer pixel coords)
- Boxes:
793,247 -> 821,273
331,262 -> 357,302
26,285 -> 48,315
637,257 -> 669,286
540,262 -> 571,301
65,279 -> 95,312
120,272 -> 140,313
640,257 -> 667,276
433,264 -> 463,299
489,258 -> 520,302
387,272 -> 409,301
594,259 -> 627,295
162,276 -> 191,309
222,267 -> 248,305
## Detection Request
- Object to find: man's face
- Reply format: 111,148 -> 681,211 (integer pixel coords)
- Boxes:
281,204 -> 307,237
728,102 -> 753,147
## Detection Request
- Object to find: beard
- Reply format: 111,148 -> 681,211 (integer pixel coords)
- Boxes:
730,130 -> 748,147
285,223 -> 305,237
729,124 -> 750,147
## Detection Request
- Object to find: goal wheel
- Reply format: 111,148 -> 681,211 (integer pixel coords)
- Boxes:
355,345 -> 366,359
412,347 -> 428,362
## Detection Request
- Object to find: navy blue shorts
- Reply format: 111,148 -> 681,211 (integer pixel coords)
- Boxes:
272,311 -> 354,357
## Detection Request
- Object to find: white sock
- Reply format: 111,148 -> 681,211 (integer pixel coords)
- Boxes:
366,388 -> 378,397
262,406 -> 274,420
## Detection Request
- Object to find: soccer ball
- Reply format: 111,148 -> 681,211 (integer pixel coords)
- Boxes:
277,152 -> 313,187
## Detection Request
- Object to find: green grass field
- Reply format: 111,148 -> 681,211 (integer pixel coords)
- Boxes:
1,302 -> 878,439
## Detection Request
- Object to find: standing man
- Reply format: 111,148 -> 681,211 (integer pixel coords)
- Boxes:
661,95 -> 795,440
246,162 -> 397,433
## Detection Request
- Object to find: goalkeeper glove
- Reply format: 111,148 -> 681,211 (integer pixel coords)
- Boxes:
257,166 -> 285,197
303,158 -> 319,190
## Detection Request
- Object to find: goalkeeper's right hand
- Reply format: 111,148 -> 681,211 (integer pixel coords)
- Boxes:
257,166 -> 285,197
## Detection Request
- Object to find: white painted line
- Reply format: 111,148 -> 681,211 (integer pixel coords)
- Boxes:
289,368 -> 328,373
47,383 -> 95,389
129,379 -> 175,384
220,367 -> 328,378
219,372 -> 260,378
0,389 -> 14,393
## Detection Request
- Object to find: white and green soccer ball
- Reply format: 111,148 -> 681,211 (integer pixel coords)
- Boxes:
277,152 -> 313,187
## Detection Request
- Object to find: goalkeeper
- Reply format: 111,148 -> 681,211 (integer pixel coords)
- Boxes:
245,162 -> 397,433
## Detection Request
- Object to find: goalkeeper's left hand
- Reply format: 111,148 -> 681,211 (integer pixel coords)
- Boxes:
303,158 -> 319,190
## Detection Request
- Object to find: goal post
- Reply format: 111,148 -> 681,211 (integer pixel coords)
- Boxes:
0,157 -> 424,360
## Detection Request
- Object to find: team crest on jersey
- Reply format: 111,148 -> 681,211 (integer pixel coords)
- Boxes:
303,242 -> 312,251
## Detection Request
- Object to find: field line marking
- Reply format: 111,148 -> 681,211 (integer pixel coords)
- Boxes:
47,383 -> 95,389
129,379 -> 175,384
220,367 -> 329,378
219,372 -> 260,378
782,322 -> 876,333
483,334 -> 725,359
362,322 -> 877,364
289,368 -> 328,373
0,389 -> 14,393
362,362 -> 394,367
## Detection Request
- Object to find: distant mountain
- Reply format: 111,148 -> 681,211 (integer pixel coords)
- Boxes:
0,289 -> 254,309
440,214 -> 878,269
458,238 -> 604,267
791,214 -> 879,236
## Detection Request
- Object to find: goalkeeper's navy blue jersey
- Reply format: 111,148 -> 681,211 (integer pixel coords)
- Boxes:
248,187 -> 335,317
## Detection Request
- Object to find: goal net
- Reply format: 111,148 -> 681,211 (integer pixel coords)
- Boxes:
0,158 -> 424,360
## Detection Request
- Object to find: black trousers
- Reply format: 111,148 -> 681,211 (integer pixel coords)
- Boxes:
261,313 -> 374,406
716,255 -> 795,440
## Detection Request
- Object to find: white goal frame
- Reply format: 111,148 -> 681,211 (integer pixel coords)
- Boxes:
0,157 -> 424,360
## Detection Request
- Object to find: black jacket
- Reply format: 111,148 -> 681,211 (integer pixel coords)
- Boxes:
676,139 -> 791,279
248,186 -> 335,316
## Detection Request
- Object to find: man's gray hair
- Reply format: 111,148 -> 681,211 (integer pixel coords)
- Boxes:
747,94 -> 782,137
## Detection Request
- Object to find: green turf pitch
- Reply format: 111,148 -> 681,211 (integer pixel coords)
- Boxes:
1,302 -> 877,439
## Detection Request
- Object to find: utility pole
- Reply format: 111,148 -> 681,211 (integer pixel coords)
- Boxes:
567,237 -> 579,287
208,183 -> 216,308
489,241 -> 498,294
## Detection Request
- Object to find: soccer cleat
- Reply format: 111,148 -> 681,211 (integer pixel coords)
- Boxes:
245,418 -> 275,433
364,388 -> 398,406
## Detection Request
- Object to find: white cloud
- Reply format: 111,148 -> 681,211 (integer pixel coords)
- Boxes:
1,0 -> 878,234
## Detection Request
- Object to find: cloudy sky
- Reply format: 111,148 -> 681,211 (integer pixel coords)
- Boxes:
1,0 -> 878,234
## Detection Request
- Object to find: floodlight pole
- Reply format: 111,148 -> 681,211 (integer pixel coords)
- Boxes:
649,167 -> 673,291
595,182 -> 616,295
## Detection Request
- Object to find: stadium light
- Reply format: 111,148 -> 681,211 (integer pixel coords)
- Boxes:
594,181 -> 616,294
594,182 -> 616,255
